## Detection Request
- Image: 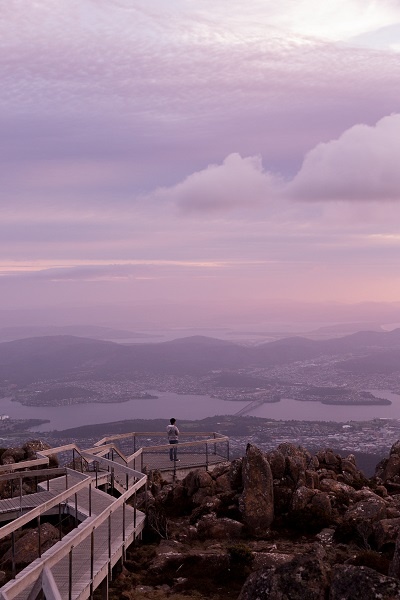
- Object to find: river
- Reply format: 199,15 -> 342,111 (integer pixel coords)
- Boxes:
0,388 -> 399,432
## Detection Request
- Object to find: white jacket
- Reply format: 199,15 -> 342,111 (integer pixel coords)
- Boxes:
166,424 -> 179,441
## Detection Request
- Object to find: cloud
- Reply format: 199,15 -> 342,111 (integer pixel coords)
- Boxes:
289,114 -> 400,201
154,113 -> 400,212
153,153 -> 283,213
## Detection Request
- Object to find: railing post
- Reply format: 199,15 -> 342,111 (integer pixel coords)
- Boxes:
133,491 -> 137,528
11,530 -> 16,578
90,528 -> 94,599
89,483 -> 92,517
75,493 -> 78,526
133,435 -> 136,453
37,515 -> 41,558
108,513 -> 112,579
96,461 -> 98,488
227,439 -> 230,461
19,476 -> 23,512
205,443 -> 209,471
59,503 -> 62,540
122,501 -> 126,563
72,448 -> 76,471
69,546 -> 73,600
111,468 -> 114,495
213,432 -> 217,455
126,473 -> 129,491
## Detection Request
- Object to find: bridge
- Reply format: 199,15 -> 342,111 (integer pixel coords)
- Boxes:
0,430 -> 229,600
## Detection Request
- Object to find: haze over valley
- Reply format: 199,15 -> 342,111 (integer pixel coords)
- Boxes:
1,327 -> 400,423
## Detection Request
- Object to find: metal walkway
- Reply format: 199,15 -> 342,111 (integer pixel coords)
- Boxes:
0,446 -> 146,600
0,430 -> 229,600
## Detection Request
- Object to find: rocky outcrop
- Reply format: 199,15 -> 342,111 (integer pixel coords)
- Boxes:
1,523 -> 59,568
0,439 -> 57,468
330,565 -> 400,599
239,444 -> 274,537
238,546 -> 330,600
5,438 -> 400,600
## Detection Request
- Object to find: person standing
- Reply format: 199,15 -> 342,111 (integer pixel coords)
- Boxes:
166,417 -> 179,461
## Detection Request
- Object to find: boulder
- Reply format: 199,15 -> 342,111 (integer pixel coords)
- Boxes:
209,462 -> 230,479
285,455 -> 307,487
373,517 -> 400,551
214,473 -> 232,495
23,440 -> 58,468
196,514 -> 244,540
305,469 -> 319,489
319,479 -> 356,512
389,530 -> 400,579
267,449 -> 286,480
376,441 -> 400,484
238,546 -> 330,600
239,444 -> 274,537
228,459 -> 243,490
330,565 -> 400,599
335,497 -> 387,546
290,487 -> 332,530
182,470 -> 213,499
252,552 -> 294,571
1,448 -> 25,464
317,449 -> 341,471
148,539 -> 230,580
1,523 -> 59,568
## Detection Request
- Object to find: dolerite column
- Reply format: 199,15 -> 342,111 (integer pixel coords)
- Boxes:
239,443 -> 274,537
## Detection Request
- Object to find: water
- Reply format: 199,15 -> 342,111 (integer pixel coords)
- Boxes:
0,393 -> 249,432
0,389 -> 399,432
250,390 -> 400,421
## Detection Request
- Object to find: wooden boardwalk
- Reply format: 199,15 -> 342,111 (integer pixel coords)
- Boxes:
142,450 -> 227,472
0,491 -> 55,518
0,431 -> 229,600
0,454 -> 146,600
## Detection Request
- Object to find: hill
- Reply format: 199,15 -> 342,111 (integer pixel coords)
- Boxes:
1,329 -> 400,385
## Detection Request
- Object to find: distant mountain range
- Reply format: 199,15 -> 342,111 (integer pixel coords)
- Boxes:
0,328 -> 400,385
0,325 -> 158,343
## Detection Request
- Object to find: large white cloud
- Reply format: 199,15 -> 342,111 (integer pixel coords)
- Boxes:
289,114 -> 400,201
154,153 -> 283,213
157,113 -> 400,212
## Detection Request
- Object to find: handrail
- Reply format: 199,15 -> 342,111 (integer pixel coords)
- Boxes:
0,432 -> 229,600
0,457 -> 49,473
142,435 -> 229,453
95,431 -> 226,446
81,453 -> 143,480
0,467 -> 66,483
0,466 -> 146,600
0,469 -> 90,541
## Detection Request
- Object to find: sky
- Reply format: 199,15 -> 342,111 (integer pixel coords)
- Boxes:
1,0 -> 400,331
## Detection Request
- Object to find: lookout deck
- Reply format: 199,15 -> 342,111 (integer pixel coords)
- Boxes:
0,430 -> 229,600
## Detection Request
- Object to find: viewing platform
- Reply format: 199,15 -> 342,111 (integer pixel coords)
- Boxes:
0,430 -> 229,600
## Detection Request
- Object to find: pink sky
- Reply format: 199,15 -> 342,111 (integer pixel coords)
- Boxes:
1,0 -> 400,330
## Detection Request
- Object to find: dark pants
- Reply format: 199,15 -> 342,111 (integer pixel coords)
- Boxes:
169,440 -> 178,460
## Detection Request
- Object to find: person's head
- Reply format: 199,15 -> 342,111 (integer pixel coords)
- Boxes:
170,418 -> 176,425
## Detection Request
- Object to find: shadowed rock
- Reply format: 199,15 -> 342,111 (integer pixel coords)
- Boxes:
330,565 -> 400,599
238,546 -> 330,600
239,444 -> 274,537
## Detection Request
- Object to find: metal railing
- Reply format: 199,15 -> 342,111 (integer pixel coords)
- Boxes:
0,430 -> 229,599
94,431 -> 230,473
0,445 -> 147,600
